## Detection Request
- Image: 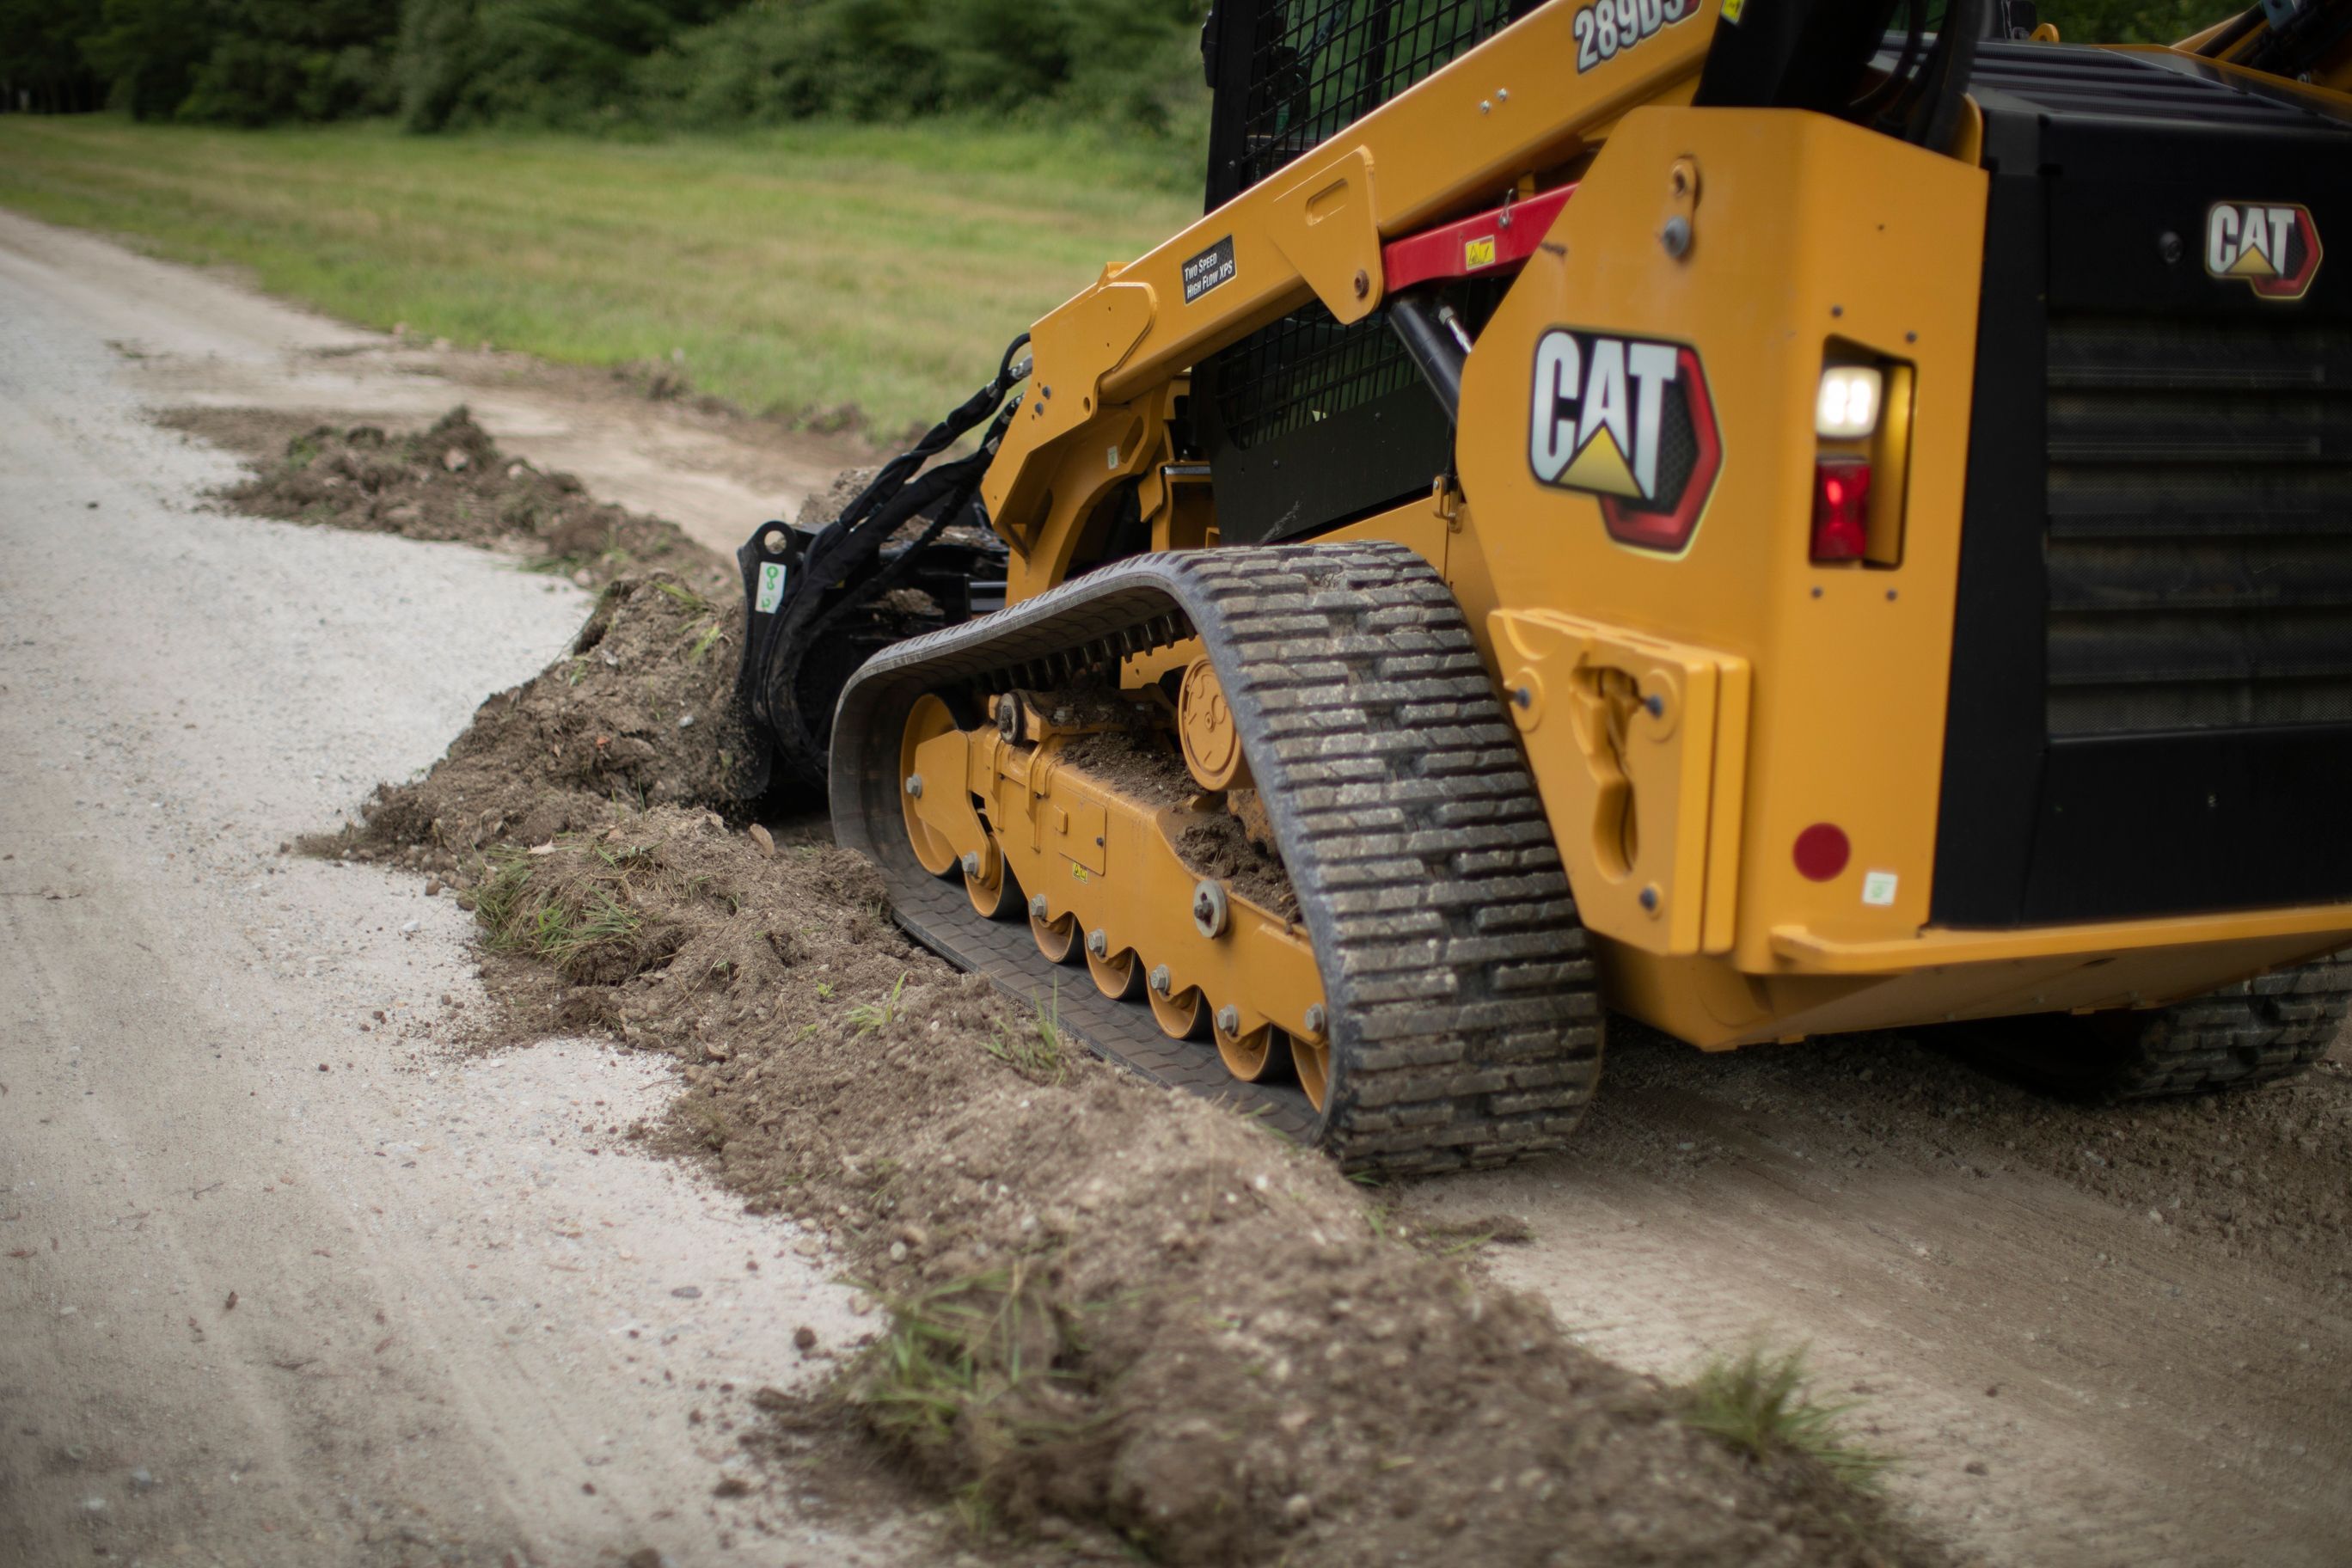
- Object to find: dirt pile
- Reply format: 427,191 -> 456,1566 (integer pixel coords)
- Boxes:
383,783 -> 1936,1565
313,487 -> 1942,1562
164,407 -> 729,595
314,573 -> 747,875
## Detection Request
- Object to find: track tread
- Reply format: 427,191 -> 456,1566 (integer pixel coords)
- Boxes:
1960,949 -> 2352,1099
830,542 -> 1602,1174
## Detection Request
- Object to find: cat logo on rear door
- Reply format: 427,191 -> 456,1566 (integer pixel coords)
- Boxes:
2206,201 -> 2323,300
1528,328 -> 1722,554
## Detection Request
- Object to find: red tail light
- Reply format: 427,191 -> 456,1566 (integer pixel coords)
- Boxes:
1811,459 -> 1871,562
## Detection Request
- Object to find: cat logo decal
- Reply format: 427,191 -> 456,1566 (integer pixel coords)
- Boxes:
1529,328 -> 1722,554
2206,202 -> 2323,300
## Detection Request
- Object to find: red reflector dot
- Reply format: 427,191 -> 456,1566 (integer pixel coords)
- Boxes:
1793,824 -> 1851,882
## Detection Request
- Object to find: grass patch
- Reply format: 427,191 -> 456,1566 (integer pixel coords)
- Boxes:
0,115 -> 1201,437
472,839 -> 673,985
849,1259 -> 1098,1530
847,972 -> 910,1035
1681,1343 -> 1895,1491
984,984 -> 1068,1082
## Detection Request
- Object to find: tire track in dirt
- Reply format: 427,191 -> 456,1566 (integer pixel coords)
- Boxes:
1402,1028 -> 2352,1568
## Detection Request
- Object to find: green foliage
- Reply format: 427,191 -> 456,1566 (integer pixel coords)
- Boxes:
12,0 -> 1207,135
2037,0 -> 2239,44
1681,1344 -> 1894,1491
396,0 -> 729,131
73,0 -> 398,123
635,0 -> 1206,134
0,0 -> 105,112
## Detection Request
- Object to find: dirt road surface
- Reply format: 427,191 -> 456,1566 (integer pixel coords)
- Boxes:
1,224 -> 897,1565
0,208 -> 864,562
3,211 -> 2347,1568
1404,1028 -> 2352,1568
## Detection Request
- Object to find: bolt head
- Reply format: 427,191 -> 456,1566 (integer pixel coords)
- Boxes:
2159,230 -> 2184,265
1351,268 -> 1369,298
903,775 -> 923,798
1660,215 -> 1693,259
1511,686 -> 1533,708
1087,928 -> 1107,958
960,852 -> 982,878
1150,965 -> 1171,995
1638,885 -> 1661,913
1303,1003 -> 1326,1037
1029,895 -> 1048,922
1216,1006 -> 1240,1036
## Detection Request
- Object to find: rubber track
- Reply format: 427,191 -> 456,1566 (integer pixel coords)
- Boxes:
830,542 -> 1603,1173
2103,948 -> 2352,1097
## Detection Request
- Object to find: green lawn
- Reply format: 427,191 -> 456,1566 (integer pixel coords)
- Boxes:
0,116 -> 1203,438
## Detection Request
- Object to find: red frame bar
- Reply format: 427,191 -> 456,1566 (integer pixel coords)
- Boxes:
1380,184 -> 1577,292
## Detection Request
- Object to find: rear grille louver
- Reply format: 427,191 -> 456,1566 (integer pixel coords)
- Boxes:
2043,314 -> 2352,738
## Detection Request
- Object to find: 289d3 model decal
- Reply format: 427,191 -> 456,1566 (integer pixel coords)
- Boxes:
1572,0 -> 1694,71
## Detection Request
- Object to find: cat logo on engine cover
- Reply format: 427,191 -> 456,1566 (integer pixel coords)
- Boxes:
1528,328 -> 1722,554
2206,201 -> 2323,301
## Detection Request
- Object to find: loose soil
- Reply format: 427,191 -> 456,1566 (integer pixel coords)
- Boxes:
323,585 -> 1949,1565
160,406 -> 732,597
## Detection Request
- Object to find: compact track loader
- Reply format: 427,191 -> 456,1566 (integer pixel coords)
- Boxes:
738,0 -> 2352,1173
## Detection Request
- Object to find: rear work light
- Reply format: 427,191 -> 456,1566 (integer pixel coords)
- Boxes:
1815,365 -> 1883,438
1811,459 -> 1871,561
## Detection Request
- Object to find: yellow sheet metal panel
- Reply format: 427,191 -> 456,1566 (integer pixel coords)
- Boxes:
1451,105 -> 1989,974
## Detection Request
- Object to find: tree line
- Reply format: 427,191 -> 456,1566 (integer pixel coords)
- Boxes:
0,0 -> 2239,128
0,0 -> 1206,129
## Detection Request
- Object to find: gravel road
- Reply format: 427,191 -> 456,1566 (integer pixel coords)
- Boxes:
0,208 -> 861,562
3,209 -> 2345,1568
0,224 -> 897,1565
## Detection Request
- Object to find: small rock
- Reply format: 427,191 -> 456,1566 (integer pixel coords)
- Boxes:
424,879 -> 443,897
747,824 -> 776,858
888,1241 -> 908,1263
443,447 -> 469,472
1283,1493 -> 1313,1524
400,920 -> 420,934
793,1326 -> 818,1353
713,1475 -> 750,1498
1964,1460 -> 1990,1476
81,1497 -> 106,1515
677,714 -> 695,729
128,1468 -> 155,1492
671,1286 -> 701,1300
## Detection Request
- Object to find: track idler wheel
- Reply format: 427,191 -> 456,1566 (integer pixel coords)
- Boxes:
897,693 -> 962,879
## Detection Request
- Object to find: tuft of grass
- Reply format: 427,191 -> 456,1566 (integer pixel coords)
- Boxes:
1681,1343 -> 1895,1491
652,579 -> 711,616
984,983 -> 1067,1082
0,116 -> 1202,436
847,972 -> 909,1035
471,840 -> 650,982
851,1259 -> 1089,1491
